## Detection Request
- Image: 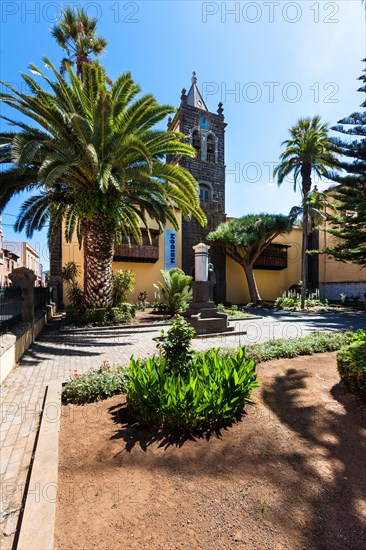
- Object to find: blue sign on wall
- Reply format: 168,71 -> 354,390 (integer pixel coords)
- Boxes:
164,230 -> 177,271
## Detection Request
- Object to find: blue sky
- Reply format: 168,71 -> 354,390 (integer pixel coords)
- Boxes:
0,1 -> 365,270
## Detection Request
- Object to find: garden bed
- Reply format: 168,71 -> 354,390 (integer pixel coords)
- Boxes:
55,352 -> 366,549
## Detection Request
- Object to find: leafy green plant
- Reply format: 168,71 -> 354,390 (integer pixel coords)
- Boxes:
350,328 -> 366,342
217,331 -> 353,364
154,268 -> 192,316
152,301 -> 171,314
155,315 -> 196,374
275,296 -> 329,310
337,341 -> 366,399
112,270 -> 135,307
126,348 -> 259,430
61,261 -> 84,307
217,304 -> 250,318
275,297 -> 298,309
65,304 -> 135,326
62,362 -> 128,404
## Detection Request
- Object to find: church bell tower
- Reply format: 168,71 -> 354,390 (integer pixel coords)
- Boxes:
168,72 -> 227,302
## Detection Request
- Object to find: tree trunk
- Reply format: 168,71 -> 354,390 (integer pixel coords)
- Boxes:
243,263 -> 261,305
300,197 -> 309,310
300,166 -> 312,310
83,220 -> 116,308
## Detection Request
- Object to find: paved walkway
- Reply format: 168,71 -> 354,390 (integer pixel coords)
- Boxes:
0,309 -> 365,546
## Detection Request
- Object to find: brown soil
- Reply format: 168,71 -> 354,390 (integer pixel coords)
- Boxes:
132,308 -> 171,325
55,352 -> 366,550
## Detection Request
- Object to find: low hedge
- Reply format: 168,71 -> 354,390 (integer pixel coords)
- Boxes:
66,303 -> 136,326
62,363 -> 128,404
219,331 -> 352,364
337,341 -> 366,399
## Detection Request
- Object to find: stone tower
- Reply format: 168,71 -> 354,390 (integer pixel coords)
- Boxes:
167,72 -> 227,302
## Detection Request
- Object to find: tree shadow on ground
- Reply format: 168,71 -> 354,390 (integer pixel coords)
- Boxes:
261,365 -> 366,549
108,402 -> 243,452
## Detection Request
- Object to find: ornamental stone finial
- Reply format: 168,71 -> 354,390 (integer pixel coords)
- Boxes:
192,71 -> 197,84
181,88 -> 187,101
218,102 -> 224,115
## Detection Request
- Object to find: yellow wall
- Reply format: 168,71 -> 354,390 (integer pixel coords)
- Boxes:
61,212 -> 182,306
226,228 -> 302,304
318,224 -> 366,284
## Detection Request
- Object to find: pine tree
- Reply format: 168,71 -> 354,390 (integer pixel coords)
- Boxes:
325,60 -> 366,265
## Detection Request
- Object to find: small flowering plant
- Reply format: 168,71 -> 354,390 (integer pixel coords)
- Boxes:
62,361 -> 128,405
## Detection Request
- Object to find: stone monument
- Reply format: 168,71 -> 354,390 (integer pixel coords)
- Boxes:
184,243 -> 233,335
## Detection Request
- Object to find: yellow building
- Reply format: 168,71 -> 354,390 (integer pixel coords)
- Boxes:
226,227 -> 302,304
318,221 -> 366,301
61,215 -> 303,306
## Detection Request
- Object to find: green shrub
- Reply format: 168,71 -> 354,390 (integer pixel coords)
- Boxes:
126,348 -> 259,430
62,362 -> 128,404
337,341 -> 366,398
217,331 -> 353,364
65,303 -> 135,326
275,296 -> 299,309
155,315 -> 196,374
217,304 -> 249,318
61,261 -> 84,307
350,328 -> 366,342
112,270 -> 135,306
275,296 -> 329,310
154,268 -> 192,316
152,301 -> 171,314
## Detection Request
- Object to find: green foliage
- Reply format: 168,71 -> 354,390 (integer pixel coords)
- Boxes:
217,304 -> 250,318
274,116 -> 339,309
60,261 -> 84,307
0,57 -> 205,307
155,315 -> 196,374
208,214 -> 294,260
112,270 -> 135,307
275,296 -> 329,310
350,328 -> 366,342
62,362 -> 128,404
217,331 -> 352,364
274,116 -> 339,194
208,214 -> 294,304
66,304 -> 135,326
324,62 -> 366,265
337,341 -> 366,399
126,348 -> 259,430
154,268 -> 193,316
152,301 -> 171,314
51,7 -> 108,77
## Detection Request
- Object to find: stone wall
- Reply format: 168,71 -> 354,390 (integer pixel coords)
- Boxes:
169,102 -> 227,302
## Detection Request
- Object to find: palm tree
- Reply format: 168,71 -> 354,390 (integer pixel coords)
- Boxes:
274,116 -> 338,308
51,7 -> 108,79
0,59 -> 205,307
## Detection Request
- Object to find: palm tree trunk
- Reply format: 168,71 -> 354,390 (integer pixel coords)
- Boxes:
243,263 -> 261,305
300,211 -> 308,310
83,220 -> 116,308
300,165 -> 312,310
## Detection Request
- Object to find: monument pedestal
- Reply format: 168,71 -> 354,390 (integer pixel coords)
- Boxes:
185,281 -> 233,335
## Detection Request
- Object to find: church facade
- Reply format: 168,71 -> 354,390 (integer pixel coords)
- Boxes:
53,73 -> 305,307
167,73 -> 227,301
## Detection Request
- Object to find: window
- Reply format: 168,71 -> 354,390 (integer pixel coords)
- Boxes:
192,129 -> 201,152
199,184 -> 211,205
206,134 -> 215,162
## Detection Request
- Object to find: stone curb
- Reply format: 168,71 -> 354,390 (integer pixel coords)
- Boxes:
59,315 -> 262,334
16,381 -> 62,550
